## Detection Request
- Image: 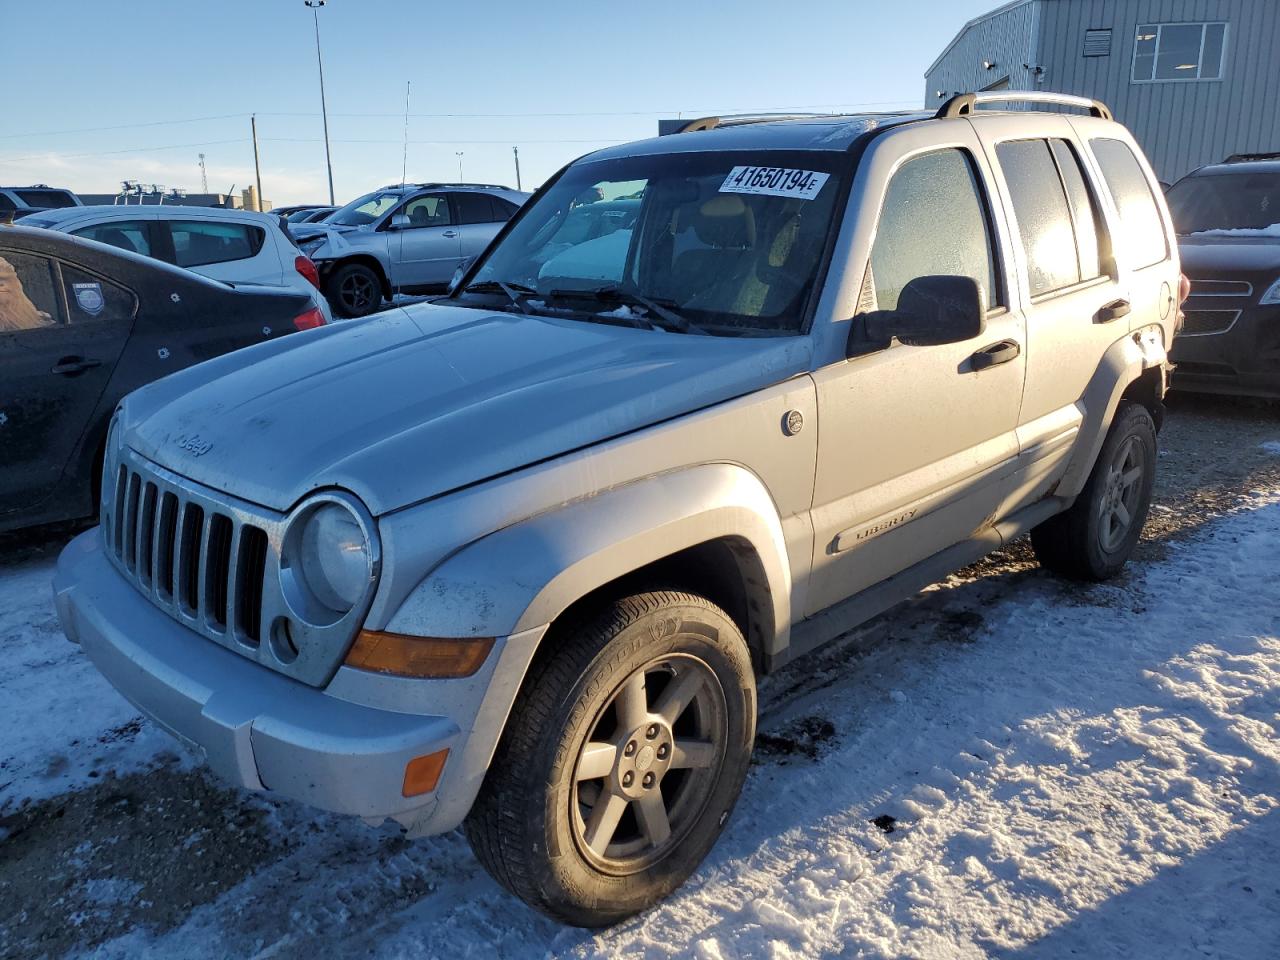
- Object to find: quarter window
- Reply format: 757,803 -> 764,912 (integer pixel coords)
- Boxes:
170,221 -> 265,268
996,139 -> 1106,297
72,220 -> 153,257
1090,138 -> 1168,269
1133,22 -> 1228,82
60,264 -> 136,324
865,149 -> 999,314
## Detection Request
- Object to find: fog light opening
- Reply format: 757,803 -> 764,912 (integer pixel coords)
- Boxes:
270,617 -> 300,664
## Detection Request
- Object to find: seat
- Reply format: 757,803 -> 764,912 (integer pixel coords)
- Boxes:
668,195 -> 757,308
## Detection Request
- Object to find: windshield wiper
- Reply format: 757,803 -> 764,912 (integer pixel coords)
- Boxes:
543,286 -> 707,335
460,279 -> 536,314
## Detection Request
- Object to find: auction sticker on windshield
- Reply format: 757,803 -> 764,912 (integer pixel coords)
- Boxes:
720,166 -> 830,200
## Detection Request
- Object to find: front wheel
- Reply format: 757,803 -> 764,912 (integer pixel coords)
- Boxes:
465,591 -> 756,927
1031,400 -> 1157,580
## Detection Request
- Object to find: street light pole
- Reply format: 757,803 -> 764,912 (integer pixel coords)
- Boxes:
456,151 -> 464,182
305,0 -> 335,205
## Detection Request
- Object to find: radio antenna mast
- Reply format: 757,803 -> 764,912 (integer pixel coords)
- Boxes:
401,80 -> 411,189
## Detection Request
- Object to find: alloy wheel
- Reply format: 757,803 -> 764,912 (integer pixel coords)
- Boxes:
1098,434 -> 1145,552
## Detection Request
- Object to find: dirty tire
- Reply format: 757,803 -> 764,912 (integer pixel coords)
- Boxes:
1031,400 -> 1157,580
464,590 -> 756,927
325,261 -> 382,318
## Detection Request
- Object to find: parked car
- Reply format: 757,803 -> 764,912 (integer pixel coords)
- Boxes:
55,91 -> 1181,925
0,225 -> 326,534
1165,153 -> 1280,397
0,184 -> 82,221
282,205 -> 336,224
21,205 -> 332,323
294,182 -> 530,317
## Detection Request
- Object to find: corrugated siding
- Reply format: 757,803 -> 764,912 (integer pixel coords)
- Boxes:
929,0 -> 1280,181
924,1 -> 1041,107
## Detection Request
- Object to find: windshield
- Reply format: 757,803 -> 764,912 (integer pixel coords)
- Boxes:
1166,171 -> 1280,235
286,208 -> 320,223
454,150 -> 847,335
328,190 -> 403,227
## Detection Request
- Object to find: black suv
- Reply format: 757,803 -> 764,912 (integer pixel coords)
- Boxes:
1165,155 -> 1280,397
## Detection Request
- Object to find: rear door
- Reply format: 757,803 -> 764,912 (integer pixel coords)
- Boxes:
975,117 -> 1135,511
390,193 -> 461,288
0,249 -> 132,518
453,193 -> 508,260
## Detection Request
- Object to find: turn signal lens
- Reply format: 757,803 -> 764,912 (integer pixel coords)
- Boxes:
294,254 -> 321,290
1178,272 -> 1192,305
292,306 -> 326,331
345,630 -> 494,678
403,748 -> 449,797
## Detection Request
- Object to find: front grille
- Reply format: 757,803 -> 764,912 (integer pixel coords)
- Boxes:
106,456 -> 271,648
1180,309 -> 1240,338
1187,278 -> 1253,298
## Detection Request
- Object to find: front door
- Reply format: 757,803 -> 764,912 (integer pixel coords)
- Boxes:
391,193 -> 462,289
806,138 -> 1026,616
0,249 -> 131,518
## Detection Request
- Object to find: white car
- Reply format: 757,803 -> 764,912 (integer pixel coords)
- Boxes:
22,205 -> 332,321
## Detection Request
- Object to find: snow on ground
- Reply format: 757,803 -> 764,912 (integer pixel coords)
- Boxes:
3,493 -> 1280,958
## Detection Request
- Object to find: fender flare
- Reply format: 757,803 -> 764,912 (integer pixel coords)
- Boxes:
1056,326 -> 1168,501
384,462 -> 793,659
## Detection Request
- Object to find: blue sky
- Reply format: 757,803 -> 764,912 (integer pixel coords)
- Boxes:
1,0 -> 995,206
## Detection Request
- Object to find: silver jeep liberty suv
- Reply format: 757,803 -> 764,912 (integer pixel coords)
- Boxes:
55,91 -> 1182,926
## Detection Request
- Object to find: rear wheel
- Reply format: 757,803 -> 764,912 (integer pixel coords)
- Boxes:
326,262 -> 383,318
1031,400 -> 1157,580
465,590 -> 755,927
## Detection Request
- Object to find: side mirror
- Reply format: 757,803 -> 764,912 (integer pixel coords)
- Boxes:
448,256 -> 476,293
852,275 -> 984,352
388,213 -> 411,230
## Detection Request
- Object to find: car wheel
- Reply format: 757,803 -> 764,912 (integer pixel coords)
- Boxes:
1031,400 -> 1157,581
326,262 -> 382,318
465,590 -> 755,927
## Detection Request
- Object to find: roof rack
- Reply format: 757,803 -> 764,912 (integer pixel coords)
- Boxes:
1222,152 -> 1280,164
674,110 -> 923,134
937,91 -> 1113,121
379,181 -> 514,191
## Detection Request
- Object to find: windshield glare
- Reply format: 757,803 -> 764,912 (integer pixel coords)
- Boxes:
460,151 -> 846,335
328,191 -> 402,227
1166,171 -> 1280,235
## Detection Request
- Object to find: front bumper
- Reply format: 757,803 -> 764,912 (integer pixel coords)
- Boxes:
53,529 -> 543,833
1170,302 -> 1280,398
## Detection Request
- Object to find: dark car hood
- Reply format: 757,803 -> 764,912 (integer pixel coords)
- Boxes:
1178,234 -> 1280,274
120,303 -> 812,515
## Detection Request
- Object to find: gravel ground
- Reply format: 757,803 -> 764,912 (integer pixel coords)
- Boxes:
0,391 -> 1277,959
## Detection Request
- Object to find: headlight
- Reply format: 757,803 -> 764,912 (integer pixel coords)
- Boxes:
1260,278 -> 1280,305
294,502 -> 372,614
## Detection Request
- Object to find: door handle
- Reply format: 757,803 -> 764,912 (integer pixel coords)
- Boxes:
969,339 -> 1020,371
442,230 -> 459,238
1095,298 -> 1131,323
51,356 -> 103,376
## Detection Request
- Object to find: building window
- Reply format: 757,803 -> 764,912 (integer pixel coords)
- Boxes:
1132,22 -> 1228,82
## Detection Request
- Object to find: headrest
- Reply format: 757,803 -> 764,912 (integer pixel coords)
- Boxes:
687,194 -> 755,248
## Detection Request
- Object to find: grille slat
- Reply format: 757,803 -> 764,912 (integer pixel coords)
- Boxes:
1181,309 -> 1240,338
101,450 -> 295,670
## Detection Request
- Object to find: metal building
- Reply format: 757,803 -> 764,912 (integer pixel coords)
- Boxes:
925,0 -> 1280,182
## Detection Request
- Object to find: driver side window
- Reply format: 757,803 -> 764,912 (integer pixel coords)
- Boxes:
402,194 -> 452,228
864,149 -> 1000,315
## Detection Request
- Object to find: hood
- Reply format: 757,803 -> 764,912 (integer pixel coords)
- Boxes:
1178,234 -> 1280,274
121,304 -> 812,515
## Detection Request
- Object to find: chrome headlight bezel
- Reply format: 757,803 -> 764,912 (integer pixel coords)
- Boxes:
280,491 -> 381,629
1259,277 -> 1280,305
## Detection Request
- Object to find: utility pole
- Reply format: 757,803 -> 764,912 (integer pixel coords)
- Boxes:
512,145 -> 521,190
305,0 -> 336,205
198,153 -> 208,193
251,114 -> 264,211
456,151 -> 464,181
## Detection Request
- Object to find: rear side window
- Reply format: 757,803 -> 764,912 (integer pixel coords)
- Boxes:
866,148 -> 999,313
0,250 -> 63,332
996,138 -> 1106,296
15,189 -> 77,208
0,194 -> 15,212
1090,138 -> 1168,269
72,220 -> 153,257
490,196 -> 518,221
453,193 -> 501,225
170,221 -> 266,268
60,264 -> 137,324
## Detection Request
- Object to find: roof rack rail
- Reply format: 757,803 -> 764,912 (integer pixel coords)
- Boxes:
1223,152 -> 1280,164
675,112 -> 889,134
937,91 -> 1113,121
381,181 -> 515,191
